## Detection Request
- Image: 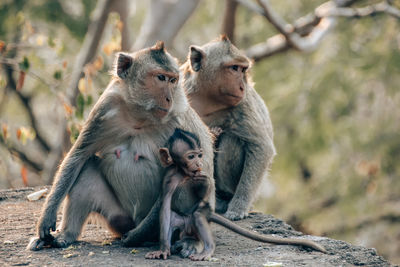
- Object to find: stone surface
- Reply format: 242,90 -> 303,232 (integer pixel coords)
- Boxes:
0,187 -> 394,266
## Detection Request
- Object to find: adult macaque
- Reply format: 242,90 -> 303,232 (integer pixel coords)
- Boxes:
182,35 -> 276,220
146,128 -> 325,261
27,42 -> 214,257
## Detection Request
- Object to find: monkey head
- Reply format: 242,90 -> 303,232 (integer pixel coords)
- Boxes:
160,128 -> 203,177
185,35 -> 251,108
114,41 -> 184,120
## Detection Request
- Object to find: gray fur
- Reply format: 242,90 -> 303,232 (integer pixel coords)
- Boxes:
27,44 -> 214,254
182,38 -> 276,220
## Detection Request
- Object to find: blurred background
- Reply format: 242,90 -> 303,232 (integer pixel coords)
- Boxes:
0,0 -> 399,264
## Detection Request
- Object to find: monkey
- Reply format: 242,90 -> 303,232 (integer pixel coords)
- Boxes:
27,42 -> 215,258
182,35 -> 276,220
145,128 -> 325,262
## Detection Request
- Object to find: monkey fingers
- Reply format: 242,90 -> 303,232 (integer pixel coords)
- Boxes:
26,234 -> 55,251
223,209 -> 248,221
189,252 -> 212,261
145,250 -> 170,260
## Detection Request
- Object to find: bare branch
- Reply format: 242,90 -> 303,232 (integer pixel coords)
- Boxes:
0,137 -> 43,172
2,64 -> 52,153
132,0 -> 200,50
316,1 -> 400,19
66,0 -> 115,104
241,0 -> 364,61
111,0 -> 132,50
222,0 -> 239,43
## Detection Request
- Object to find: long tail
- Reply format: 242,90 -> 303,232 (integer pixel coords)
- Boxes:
209,213 -> 326,253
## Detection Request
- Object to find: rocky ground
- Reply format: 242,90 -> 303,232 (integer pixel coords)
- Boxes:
0,187 -> 395,266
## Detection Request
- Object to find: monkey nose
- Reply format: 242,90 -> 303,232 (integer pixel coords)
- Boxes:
166,97 -> 170,103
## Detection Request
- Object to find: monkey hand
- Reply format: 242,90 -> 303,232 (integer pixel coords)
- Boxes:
145,249 -> 170,260
37,212 -> 57,240
26,235 -> 54,251
27,213 -> 57,250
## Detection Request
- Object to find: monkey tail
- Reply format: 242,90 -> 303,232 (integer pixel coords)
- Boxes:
209,213 -> 327,253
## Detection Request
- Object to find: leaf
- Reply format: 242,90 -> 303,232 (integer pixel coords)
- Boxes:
16,71 -> 26,91
47,36 -> 55,48
62,60 -> 68,69
78,78 -> 86,94
53,70 -> 62,80
101,240 -> 112,246
36,35 -> 45,46
2,124 -> 8,139
18,56 -> 30,71
75,93 -> 85,119
21,166 -> 28,186
63,253 -> 77,258
16,128 -> 22,140
86,95 -> 93,106
93,56 -> 104,71
103,41 -> 121,56
130,249 -> 138,254
18,127 -> 36,144
0,40 -> 5,53
117,20 -> 124,32
63,103 -> 73,117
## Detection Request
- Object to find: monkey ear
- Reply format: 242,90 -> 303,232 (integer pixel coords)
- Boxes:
220,34 -> 231,43
152,41 -> 165,51
115,52 -> 133,79
159,148 -> 173,167
189,46 -> 206,72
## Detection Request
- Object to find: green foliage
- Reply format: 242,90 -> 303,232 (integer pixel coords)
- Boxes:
18,56 -> 30,71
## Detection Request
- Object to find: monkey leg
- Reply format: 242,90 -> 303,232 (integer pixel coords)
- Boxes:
57,159 -> 133,247
189,209 -> 215,261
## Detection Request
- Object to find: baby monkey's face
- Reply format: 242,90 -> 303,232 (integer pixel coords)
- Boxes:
181,148 -> 203,177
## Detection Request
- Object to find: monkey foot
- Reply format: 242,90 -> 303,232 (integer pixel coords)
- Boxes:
223,209 -> 248,221
145,250 -> 170,260
27,236 -> 70,251
189,252 -> 212,261
171,238 -> 198,258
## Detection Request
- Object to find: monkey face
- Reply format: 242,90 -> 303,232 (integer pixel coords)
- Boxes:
182,149 -> 203,177
114,41 -> 181,120
216,62 -> 248,106
143,69 -> 179,118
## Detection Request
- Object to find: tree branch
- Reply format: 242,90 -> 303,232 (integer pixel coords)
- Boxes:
236,0 -> 396,61
0,137 -> 43,172
132,0 -> 200,50
3,64 -> 52,153
316,1 -> 400,19
111,0 -> 131,51
222,0 -> 239,44
66,0 -> 116,104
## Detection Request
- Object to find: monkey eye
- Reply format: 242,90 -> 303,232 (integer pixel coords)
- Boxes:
198,153 -> 203,158
230,65 -> 239,71
188,154 -> 195,160
170,77 -> 177,84
157,74 -> 166,81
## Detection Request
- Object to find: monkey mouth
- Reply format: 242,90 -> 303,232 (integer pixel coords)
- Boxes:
225,93 -> 243,99
155,107 -> 169,117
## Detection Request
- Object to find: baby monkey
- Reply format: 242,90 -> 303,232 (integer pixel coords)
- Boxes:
146,128 -> 326,261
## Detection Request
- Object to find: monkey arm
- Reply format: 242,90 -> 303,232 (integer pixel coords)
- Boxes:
35,97 -> 124,241
159,184 -> 177,252
224,136 -> 276,220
